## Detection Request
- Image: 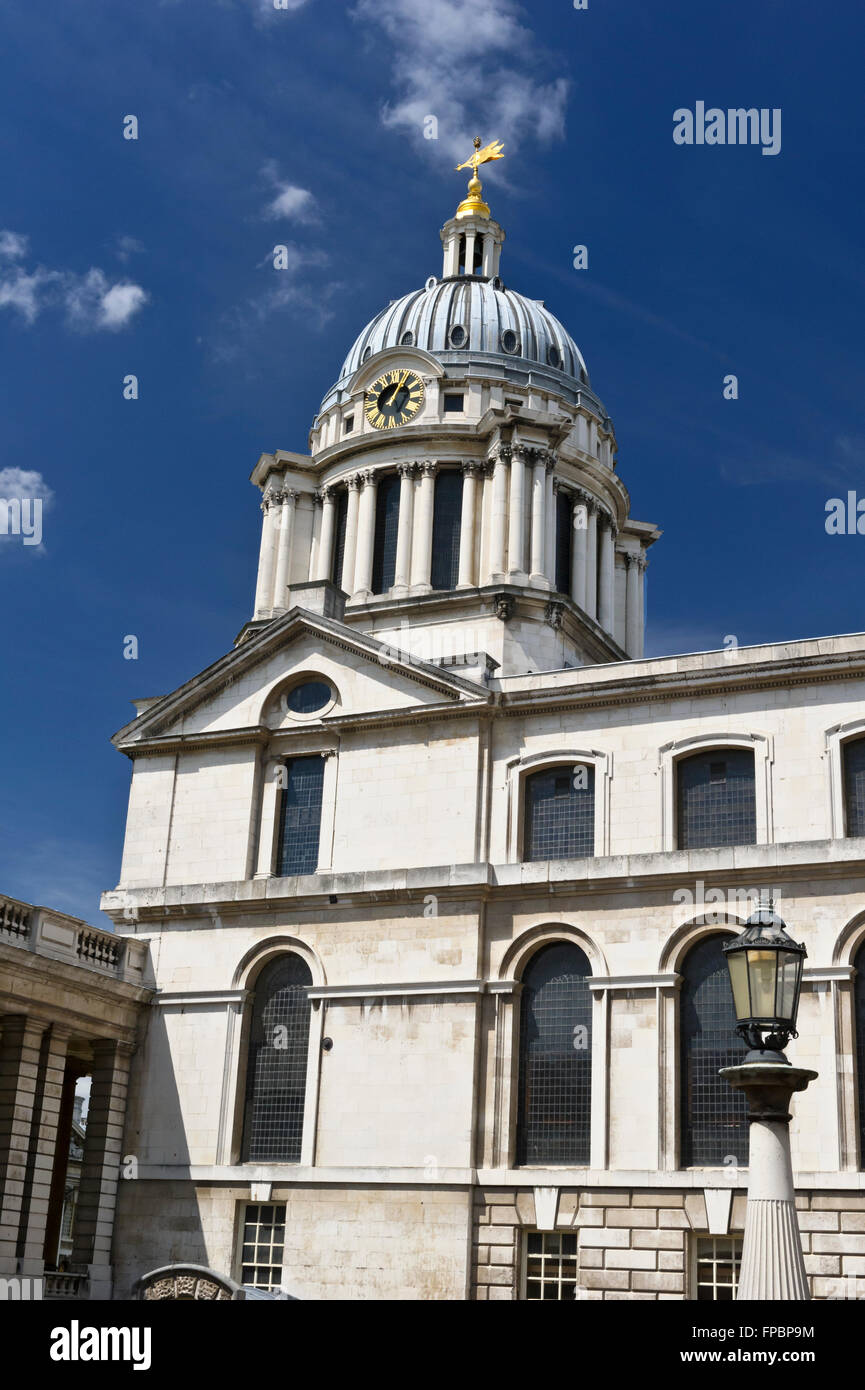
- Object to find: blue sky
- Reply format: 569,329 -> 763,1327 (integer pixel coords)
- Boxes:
2,0 -> 864,924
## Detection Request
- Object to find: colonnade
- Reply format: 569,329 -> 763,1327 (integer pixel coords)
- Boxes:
254,447 -> 647,654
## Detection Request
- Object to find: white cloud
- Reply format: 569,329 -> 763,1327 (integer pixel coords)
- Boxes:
115,235 -> 145,263
0,231 -> 148,332
64,270 -> 149,332
0,230 -> 28,260
351,0 -> 568,155
260,163 -> 318,222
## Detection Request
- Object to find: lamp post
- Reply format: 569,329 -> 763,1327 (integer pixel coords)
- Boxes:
719,899 -> 816,1300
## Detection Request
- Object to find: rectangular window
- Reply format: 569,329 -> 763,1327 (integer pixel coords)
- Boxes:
276,756 -> 325,875
430,469 -> 463,590
343,415 -> 354,433
693,1235 -> 742,1300
505,397 -> 523,408
521,1231 -> 580,1301
443,394 -> 464,413
238,1202 -> 286,1292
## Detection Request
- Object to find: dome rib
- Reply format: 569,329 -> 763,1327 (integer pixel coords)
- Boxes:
332,278 -> 589,397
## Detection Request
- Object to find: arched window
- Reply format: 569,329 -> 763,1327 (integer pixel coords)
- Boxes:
371,472 -> 401,595
242,954 -> 312,1163
555,490 -> 572,596
680,935 -> 748,1167
844,738 -> 865,836
676,749 -> 756,850
331,488 -> 349,590
524,764 -> 595,862
430,469 -> 463,590
276,756 -> 324,876
516,942 -> 592,1165
855,941 -> 865,1166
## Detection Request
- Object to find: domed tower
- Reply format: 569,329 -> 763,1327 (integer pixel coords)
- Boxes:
249,147 -> 660,677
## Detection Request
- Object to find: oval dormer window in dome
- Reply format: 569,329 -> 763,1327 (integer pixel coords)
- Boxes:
449,324 -> 467,348
362,346 -> 372,362
284,678 -> 333,717
399,330 -> 415,347
547,345 -> 563,369
501,328 -> 519,354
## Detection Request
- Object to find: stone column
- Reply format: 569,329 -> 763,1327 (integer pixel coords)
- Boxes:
625,552 -> 642,657
352,470 -> 378,599
507,446 -> 528,583
314,487 -> 337,583
253,490 -> 280,618
393,463 -> 415,596
255,758 -> 284,879
486,446 -> 509,583
585,500 -> 598,620
71,1039 -> 133,1299
720,1062 -> 817,1300
464,230 -> 476,274
544,459 -> 556,580
571,490 -> 588,610
271,489 -> 297,612
16,1024 -> 71,1276
341,475 -> 361,596
529,451 -> 549,586
457,461 -> 481,588
598,513 -> 615,632
410,461 -> 436,592
0,1016 -> 48,1275
636,555 -> 647,656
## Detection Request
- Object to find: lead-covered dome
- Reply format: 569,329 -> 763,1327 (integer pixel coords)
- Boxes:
334,276 -> 589,391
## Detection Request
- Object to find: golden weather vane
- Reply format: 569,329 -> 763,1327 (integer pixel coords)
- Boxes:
454,136 -> 504,219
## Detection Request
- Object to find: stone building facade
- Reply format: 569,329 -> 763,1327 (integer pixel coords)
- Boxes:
102,170 -> 865,1300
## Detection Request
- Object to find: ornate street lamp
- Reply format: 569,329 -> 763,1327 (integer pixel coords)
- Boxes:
722,902 -> 808,1063
719,898 -> 816,1300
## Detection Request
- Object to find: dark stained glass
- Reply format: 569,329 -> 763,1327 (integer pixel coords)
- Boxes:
276,755 -> 324,876
524,765 -> 595,862
676,750 -> 756,850
331,488 -> 349,589
844,738 -> 865,836
555,490 -> 572,596
242,956 -> 312,1163
371,472 -> 401,594
517,943 -> 592,1165
430,469 -> 463,591
680,936 -> 748,1167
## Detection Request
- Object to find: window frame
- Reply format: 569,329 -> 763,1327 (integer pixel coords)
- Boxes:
825,721 -> 865,839
505,749 -> 612,863
234,1200 -> 287,1293
658,733 -> 774,852
690,1232 -> 743,1301
519,1228 -> 581,1301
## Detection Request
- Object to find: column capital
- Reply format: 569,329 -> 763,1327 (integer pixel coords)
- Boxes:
357,468 -> 376,489
397,461 -> 415,480
489,443 -> 511,466
345,473 -> 361,492
418,459 -> 437,478
461,459 -> 484,477
543,451 -> 557,472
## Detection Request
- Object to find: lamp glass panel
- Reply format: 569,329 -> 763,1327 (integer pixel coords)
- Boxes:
747,949 -> 779,1018
726,951 -> 751,1021
777,952 -> 802,1023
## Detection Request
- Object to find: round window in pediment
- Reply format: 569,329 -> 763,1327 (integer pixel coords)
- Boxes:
284,679 -> 334,717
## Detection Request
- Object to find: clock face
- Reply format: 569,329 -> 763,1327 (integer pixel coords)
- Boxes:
364,369 -> 424,429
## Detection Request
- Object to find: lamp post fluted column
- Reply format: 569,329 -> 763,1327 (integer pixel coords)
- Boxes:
720,1063 -> 816,1300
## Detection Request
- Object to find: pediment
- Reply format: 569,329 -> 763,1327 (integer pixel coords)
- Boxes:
114,607 -> 488,750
